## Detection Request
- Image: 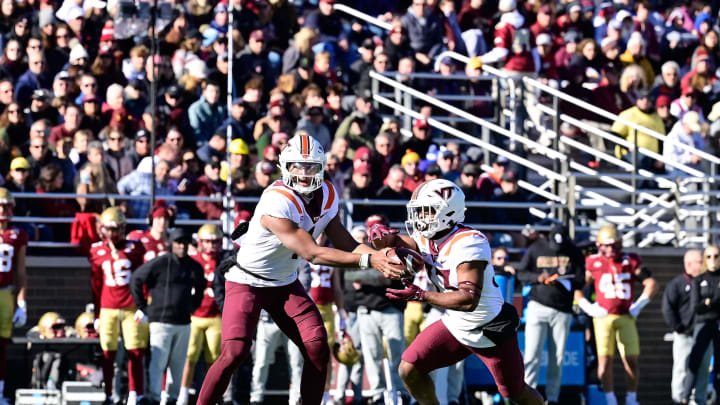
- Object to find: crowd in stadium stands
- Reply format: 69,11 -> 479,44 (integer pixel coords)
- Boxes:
0,0 -> 714,244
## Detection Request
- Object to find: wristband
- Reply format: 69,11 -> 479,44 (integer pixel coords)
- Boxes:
17,300 -> 26,309
359,253 -> 371,269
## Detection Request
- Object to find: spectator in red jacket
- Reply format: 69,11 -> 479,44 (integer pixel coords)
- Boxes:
193,160 -> 225,220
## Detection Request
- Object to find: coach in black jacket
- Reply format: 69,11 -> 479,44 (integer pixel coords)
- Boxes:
662,249 -> 710,404
680,247 -> 720,405
516,224 -> 585,405
130,228 -> 205,405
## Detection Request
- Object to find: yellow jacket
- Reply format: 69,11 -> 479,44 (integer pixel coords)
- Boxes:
611,106 -> 665,158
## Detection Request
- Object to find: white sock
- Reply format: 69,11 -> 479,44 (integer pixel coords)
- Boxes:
626,391 -> 637,403
177,387 -> 189,405
605,392 -> 617,405
127,391 -> 137,405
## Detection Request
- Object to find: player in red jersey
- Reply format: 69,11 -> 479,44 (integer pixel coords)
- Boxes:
575,225 -> 657,405
127,201 -> 170,263
89,207 -> 149,405
0,188 -> 27,404
178,224 -> 224,405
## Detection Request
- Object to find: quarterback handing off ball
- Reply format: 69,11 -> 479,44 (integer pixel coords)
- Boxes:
385,247 -> 425,279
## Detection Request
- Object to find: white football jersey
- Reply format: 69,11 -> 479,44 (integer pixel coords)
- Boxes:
412,225 -> 505,348
227,180 -> 339,287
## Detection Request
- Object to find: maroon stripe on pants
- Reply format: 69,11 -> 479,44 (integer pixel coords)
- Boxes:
402,320 -> 526,398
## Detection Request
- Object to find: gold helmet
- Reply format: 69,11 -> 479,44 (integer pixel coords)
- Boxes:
100,207 -> 126,228
38,312 -> 67,339
100,207 -> 126,244
596,225 -> 620,245
333,332 -> 361,366
0,188 -> 15,205
75,312 -> 98,339
0,188 -> 14,222
197,224 -> 223,255
198,224 -> 223,240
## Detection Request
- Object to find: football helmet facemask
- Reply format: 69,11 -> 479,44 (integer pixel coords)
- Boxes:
596,224 -> 622,258
406,179 -> 465,239
100,207 -> 127,244
75,312 -> 98,339
0,188 -> 14,222
197,224 -> 223,255
38,312 -> 67,339
279,134 -> 325,194
333,331 -> 361,366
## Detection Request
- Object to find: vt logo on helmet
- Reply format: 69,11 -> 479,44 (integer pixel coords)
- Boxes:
279,134 -> 325,194
406,179 -> 466,239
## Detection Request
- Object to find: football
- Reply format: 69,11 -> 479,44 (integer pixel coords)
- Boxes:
386,247 -> 426,278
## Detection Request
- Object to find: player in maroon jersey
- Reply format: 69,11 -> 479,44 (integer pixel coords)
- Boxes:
127,201 -> 170,263
575,225 -> 657,405
0,188 -> 27,404
178,224 -> 224,405
89,207 -> 149,405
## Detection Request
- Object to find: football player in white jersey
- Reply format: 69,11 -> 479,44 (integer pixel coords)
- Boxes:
370,179 -> 544,405
196,135 -> 405,405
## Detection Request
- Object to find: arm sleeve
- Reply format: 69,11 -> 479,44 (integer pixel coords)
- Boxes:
515,248 -> 538,284
570,249 -> 586,290
662,281 -> 682,332
90,257 -> 103,317
192,263 -> 206,312
130,260 -> 153,313
691,276 -> 705,315
480,47 -> 509,64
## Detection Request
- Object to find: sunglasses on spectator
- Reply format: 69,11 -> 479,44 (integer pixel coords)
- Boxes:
494,255 -> 509,260
30,144 -> 46,149
14,168 -> 28,172
109,136 -> 124,141
7,109 -> 18,114
707,254 -> 719,259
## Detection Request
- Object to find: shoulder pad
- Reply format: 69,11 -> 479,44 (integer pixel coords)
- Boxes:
91,241 -> 104,248
495,21 -> 507,29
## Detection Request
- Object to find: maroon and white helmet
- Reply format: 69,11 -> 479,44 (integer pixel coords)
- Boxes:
406,179 -> 465,239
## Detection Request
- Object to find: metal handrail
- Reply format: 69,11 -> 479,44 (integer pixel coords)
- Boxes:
373,93 -> 566,182
380,71 -> 496,81
558,112 -> 705,177
370,71 -> 567,162
525,76 -> 720,167
331,4 -> 392,30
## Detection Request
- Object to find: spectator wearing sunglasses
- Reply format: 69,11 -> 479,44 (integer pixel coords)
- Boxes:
492,247 -> 515,304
